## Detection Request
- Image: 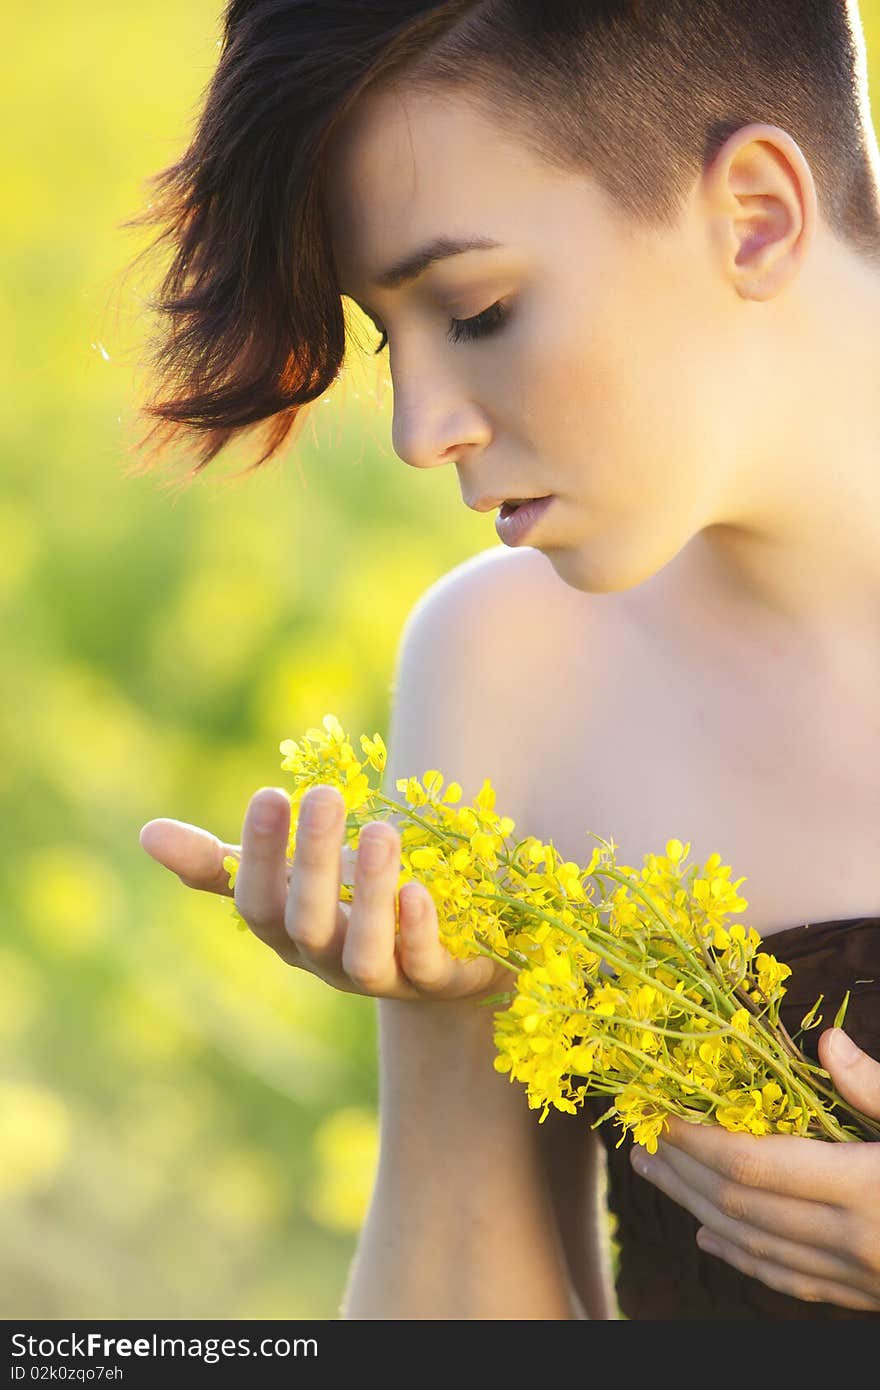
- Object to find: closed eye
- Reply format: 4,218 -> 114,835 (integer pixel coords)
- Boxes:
372,299 -> 512,354
447,299 -> 510,344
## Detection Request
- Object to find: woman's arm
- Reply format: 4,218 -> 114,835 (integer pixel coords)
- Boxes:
341,996 -> 591,1319
341,552 -> 620,1318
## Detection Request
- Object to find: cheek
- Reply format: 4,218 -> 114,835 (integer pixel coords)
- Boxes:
501,300 -> 610,455
583,337 -> 726,514
499,263 -> 728,521
513,317 -> 702,512
509,301 -> 725,592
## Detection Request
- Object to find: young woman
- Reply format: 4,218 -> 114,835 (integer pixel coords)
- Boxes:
136,1 -> 880,1318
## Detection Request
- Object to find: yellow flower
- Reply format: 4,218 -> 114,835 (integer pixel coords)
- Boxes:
222,854 -> 249,932
223,714 -> 867,1148
590,983 -> 627,1017
359,732 -> 386,772
614,1086 -> 670,1153
716,1090 -> 771,1135
754,951 -> 792,998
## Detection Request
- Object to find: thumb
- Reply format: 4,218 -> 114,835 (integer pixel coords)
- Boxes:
139,819 -> 237,897
818,1027 -> 880,1122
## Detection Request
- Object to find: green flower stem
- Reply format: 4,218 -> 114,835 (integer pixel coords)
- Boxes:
471,884 -> 736,1033
589,865 -> 680,936
699,960 -> 880,1139
494,880 -> 842,1137
501,853 -> 734,1011
476,991 -> 517,1009
527,995 -> 852,1136
371,790 -> 468,845
698,967 -> 879,1138
766,1019 -> 877,1136
595,1013 -> 860,1141
780,1064 -> 880,1140
590,866 -> 745,1012
773,1012 -> 815,1065
557,1009 -> 738,1044
579,1034 -> 730,1109
696,930 -> 750,1007
589,863 -> 745,1001
755,1001 -> 866,1114
469,941 -> 522,977
475,885 -> 860,1139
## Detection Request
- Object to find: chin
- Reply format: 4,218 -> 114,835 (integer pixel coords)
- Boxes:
542,531 -> 670,597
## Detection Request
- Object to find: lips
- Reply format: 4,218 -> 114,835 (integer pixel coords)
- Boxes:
466,492 -> 549,513
499,497 -> 543,518
495,495 -> 555,547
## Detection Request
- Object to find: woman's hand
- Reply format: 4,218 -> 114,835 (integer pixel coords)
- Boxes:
139,784 -> 509,1002
629,1027 -> 880,1311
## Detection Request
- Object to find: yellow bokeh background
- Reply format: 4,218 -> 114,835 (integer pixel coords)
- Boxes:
2,1 -> 878,1319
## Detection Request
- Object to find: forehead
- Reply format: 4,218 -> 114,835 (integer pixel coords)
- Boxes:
323,84 -> 601,291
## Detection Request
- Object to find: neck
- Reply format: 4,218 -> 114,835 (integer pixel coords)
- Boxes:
686,233 -> 880,673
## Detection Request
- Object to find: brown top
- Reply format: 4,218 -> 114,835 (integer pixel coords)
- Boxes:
588,916 -> 880,1320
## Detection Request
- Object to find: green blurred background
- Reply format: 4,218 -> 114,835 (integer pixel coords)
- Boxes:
2,3 -> 879,1320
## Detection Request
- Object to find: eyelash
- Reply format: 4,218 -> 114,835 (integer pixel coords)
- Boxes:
372,299 -> 511,354
447,299 -> 511,345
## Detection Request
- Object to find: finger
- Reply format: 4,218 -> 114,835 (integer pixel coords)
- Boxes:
698,1218 -> 878,1296
233,787 -> 296,954
631,1149 -> 858,1286
340,821 -> 410,995
695,1228 -> 880,1312
283,785 -> 354,972
661,1114 -> 860,1204
640,1141 -> 843,1253
819,1028 -> 880,1122
139,819 -> 241,898
396,882 -> 499,999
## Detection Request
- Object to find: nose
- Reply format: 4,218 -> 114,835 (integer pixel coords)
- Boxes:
390,372 -> 492,473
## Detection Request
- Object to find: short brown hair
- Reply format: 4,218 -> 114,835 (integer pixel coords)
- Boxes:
121,0 -> 880,485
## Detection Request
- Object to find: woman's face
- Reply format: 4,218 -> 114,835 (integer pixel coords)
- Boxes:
324,84 -> 750,595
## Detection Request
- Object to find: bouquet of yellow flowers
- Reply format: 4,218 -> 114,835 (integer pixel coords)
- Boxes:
222,714 -> 879,1152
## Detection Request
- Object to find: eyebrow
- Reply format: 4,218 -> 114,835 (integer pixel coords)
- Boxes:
372,235 -> 504,289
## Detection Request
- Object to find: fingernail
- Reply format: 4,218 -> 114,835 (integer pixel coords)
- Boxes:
404,886 -> 426,921
360,832 -> 392,870
252,790 -> 287,833
828,1027 -> 859,1065
300,791 -> 338,833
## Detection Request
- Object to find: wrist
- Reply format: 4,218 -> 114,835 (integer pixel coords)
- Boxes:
378,993 -> 500,1051
377,995 -> 531,1133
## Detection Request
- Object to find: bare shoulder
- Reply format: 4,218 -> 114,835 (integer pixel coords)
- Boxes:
398,542 -> 600,684
389,544 -> 602,813
401,542 -> 570,636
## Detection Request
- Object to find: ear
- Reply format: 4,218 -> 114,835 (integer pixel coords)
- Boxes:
818,1027 -> 880,1122
701,121 -> 818,302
